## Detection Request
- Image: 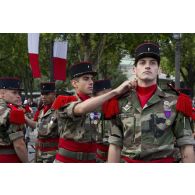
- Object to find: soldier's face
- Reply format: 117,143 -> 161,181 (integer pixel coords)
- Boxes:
3,89 -> 22,105
41,92 -> 56,105
134,57 -> 159,85
72,74 -> 94,95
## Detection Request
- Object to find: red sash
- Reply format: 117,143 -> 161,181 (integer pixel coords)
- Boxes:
36,138 -> 59,152
55,138 -> 96,163
0,145 -> 21,163
122,156 -> 175,163
96,143 -> 109,152
96,144 -> 109,162
58,138 -> 96,152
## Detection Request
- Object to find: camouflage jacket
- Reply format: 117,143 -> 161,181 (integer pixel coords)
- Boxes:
95,110 -> 112,145
108,87 -> 195,161
36,107 -> 59,163
0,98 -> 24,146
57,95 -> 97,143
95,110 -> 112,162
36,108 -> 58,139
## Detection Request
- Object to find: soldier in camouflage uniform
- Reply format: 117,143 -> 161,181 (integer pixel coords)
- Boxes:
0,77 -> 28,163
93,79 -> 115,162
25,82 -> 58,163
54,62 -> 98,163
107,41 -> 195,163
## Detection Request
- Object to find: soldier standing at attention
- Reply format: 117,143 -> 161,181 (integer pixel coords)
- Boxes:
25,82 -> 59,163
93,79 -> 119,162
107,41 -> 195,163
0,77 -> 28,163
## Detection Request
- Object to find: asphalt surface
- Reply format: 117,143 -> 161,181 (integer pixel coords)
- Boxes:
26,127 -> 37,162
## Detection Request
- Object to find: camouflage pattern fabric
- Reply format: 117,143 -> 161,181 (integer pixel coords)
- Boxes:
0,98 -> 24,161
95,111 -> 112,162
108,87 -> 195,162
36,108 -> 59,163
57,95 -> 97,143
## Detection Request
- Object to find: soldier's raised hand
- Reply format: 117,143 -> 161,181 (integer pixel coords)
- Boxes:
113,79 -> 137,96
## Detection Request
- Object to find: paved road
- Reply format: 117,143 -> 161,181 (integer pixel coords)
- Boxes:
26,127 -> 37,162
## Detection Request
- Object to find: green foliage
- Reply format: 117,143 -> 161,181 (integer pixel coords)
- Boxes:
0,33 -> 194,96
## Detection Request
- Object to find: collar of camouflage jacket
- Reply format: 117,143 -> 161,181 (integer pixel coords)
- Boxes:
130,87 -> 166,112
136,84 -> 157,108
37,104 -> 53,119
141,87 -> 166,109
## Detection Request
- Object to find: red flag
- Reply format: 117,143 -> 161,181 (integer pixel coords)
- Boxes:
28,33 -> 41,78
53,40 -> 68,81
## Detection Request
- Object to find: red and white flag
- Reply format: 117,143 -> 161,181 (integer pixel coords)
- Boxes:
53,40 -> 68,81
28,33 -> 41,78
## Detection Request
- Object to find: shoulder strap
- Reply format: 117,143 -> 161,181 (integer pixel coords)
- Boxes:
52,95 -> 78,110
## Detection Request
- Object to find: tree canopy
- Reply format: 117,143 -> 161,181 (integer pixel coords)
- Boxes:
0,33 -> 194,97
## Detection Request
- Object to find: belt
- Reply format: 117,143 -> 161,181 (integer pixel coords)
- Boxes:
121,156 -> 175,163
96,149 -> 108,159
58,148 -> 96,161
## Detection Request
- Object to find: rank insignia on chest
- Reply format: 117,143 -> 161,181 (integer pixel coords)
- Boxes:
163,101 -> 171,119
90,112 -> 101,120
122,104 -> 131,112
89,112 -> 101,124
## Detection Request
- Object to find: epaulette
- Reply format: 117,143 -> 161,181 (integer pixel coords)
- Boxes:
102,98 -> 119,119
167,83 -> 192,117
176,93 -> 192,117
52,95 -> 78,110
7,104 -> 25,125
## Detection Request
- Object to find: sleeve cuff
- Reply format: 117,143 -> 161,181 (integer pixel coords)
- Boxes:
9,131 -> 24,141
176,136 -> 195,147
108,136 -> 123,148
